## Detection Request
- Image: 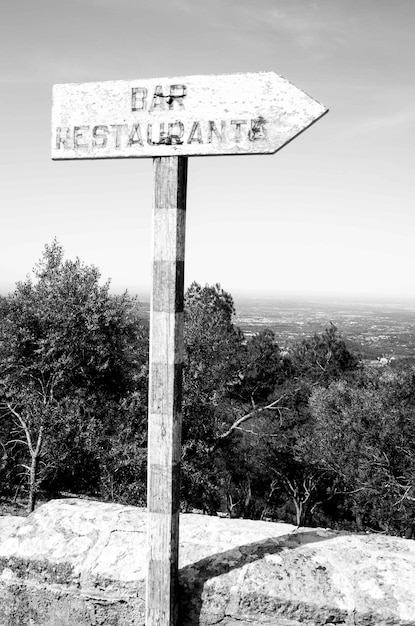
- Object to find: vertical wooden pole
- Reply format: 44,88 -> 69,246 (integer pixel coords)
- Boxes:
146,156 -> 187,626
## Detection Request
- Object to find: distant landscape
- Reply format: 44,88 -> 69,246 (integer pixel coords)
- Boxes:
140,295 -> 415,362
235,297 -> 415,363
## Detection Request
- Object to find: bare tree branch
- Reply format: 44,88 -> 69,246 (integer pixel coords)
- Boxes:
214,390 -> 299,445
5,403 -> 35,456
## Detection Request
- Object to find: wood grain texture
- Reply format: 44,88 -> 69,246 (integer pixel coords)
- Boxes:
51,72 -> 328,159
146,156 -> 187,626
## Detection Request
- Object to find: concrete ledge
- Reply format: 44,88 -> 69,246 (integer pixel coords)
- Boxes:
1,499 -> 415,625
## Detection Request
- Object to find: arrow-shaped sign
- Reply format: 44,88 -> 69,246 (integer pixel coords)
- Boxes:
51,69 -> 328,626
52,71 -> 328,159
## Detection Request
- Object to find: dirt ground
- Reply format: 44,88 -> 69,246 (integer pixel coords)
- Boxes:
0,498 -> 29,516
0,497 -> 53,517
0,493 -> 104,517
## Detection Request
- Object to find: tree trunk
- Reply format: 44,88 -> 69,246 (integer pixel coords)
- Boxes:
355,510 -> 364,532
293,498 -> 303,526
27,427 -> 44,514
242,475 -> 252,518
27,451 -> 39,513
260,480 -> 278,520
227,494 -> 239,518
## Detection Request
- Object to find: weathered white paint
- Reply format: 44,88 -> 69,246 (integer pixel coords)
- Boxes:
50,69 -> 328,626
51,72 -> 328,159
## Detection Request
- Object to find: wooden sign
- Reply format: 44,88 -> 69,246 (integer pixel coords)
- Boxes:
52,70 -> 327,626
52,71 -> 327,159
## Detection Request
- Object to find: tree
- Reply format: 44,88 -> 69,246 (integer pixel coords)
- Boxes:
238,328 -> 284,404
213,325 -> 360,524
181,282 -> 244,512
309,368 -> 415,534
0,240 -> 148,511
182,282 -> 244,442
290,323 -> 359,384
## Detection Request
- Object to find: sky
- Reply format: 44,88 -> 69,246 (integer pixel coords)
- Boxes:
1,0 -> 414,301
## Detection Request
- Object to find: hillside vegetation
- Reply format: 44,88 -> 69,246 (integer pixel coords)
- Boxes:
1,242 -> 415,538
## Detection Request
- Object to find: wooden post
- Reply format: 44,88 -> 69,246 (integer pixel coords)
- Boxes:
52,70 -> 327,626
146,156 -> 187,626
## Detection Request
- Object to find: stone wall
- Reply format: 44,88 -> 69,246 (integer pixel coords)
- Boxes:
1,499 -> 415,625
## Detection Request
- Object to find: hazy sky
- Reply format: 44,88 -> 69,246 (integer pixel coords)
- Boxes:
1,0 -> 414,300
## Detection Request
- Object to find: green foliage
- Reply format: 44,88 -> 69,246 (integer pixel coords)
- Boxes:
308,369 -> 415,533
181,282 -> 244,510
183,282 -> 243,408
0,240 -> 148,507
222,325 -> 361,526
238,329 -> 284,403
180,297 -> 365,526
291,323 -> 359,383
2,246 -> 415,538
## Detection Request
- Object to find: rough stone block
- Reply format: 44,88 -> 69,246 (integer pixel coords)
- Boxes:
1,499 -> 415,625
